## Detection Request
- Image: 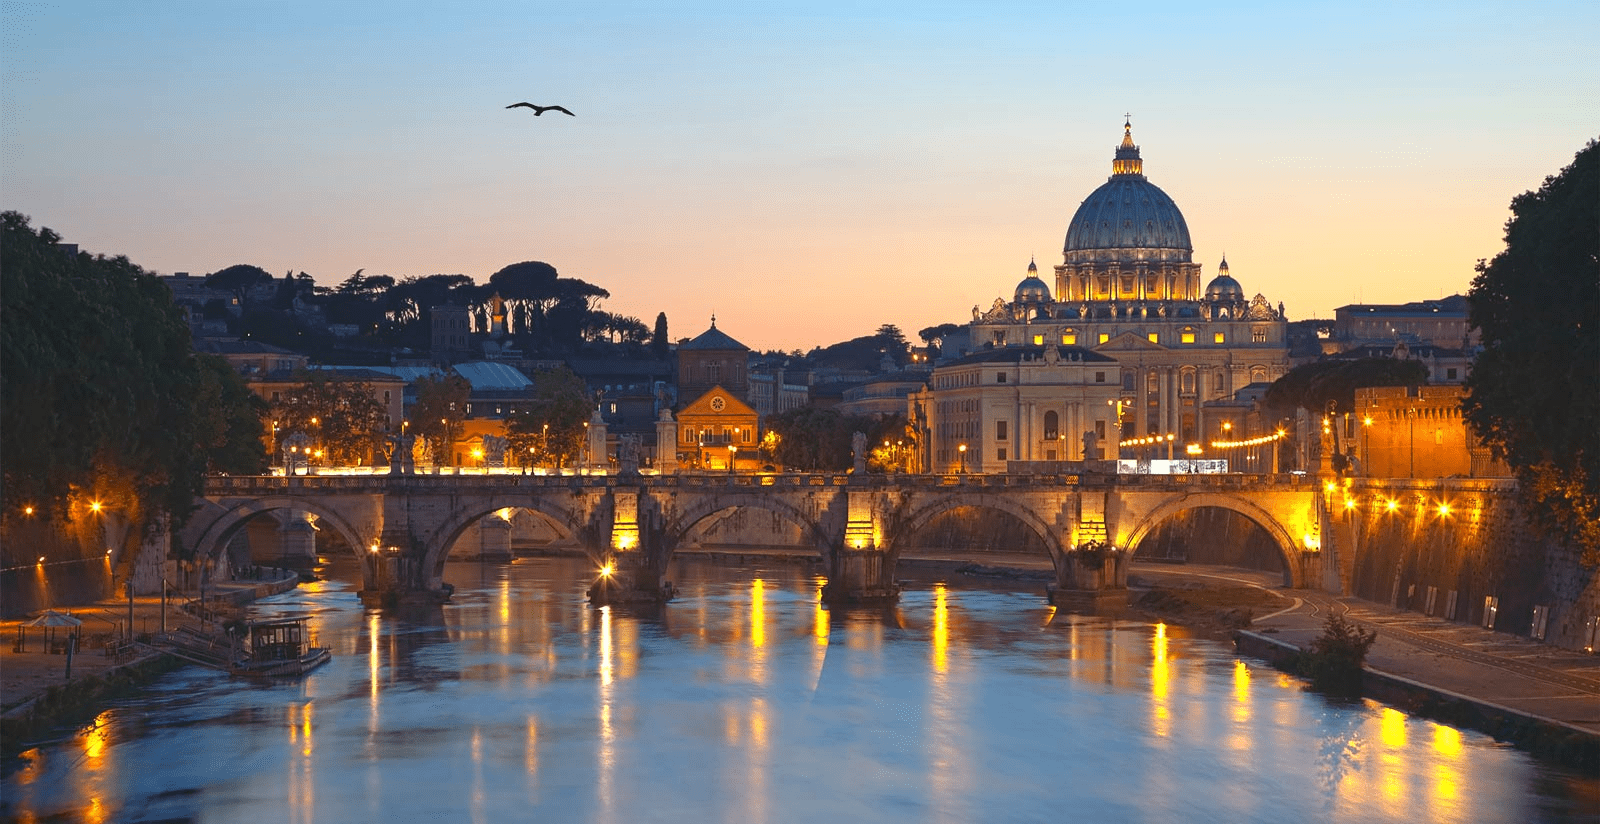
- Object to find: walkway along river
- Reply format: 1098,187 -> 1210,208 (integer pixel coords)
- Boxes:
3,556 -> 1595,823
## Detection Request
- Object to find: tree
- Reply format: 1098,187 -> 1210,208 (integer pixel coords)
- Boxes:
651,312 -> 670,358
410,373 -> 472,466
1,212 -> 262,539
192,354 -> 269,475
763,407 -> 904,471
1464,139 -> 1600,562
269,373 -> 387,466
1262,358 -> 1429,422
507,367 -> 592,468
918,322 -> 964,350
204,263 -> 274,317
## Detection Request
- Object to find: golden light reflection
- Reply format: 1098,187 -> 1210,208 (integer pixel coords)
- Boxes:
471,726 -> 485,824
813,584 -> 830,646
288,702 -> 315,824
1151,623 -> 1171,738
751,579 -> 766,650
1380,707 -> 1408,748
1231,660 -> 1252,725
932,584 -> 949,674
597,605 -> 615,817
82,710 -> 111,766
1432,724 -> 1462,757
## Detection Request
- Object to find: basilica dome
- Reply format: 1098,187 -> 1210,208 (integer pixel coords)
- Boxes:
1204,257 -> 1244,301
1062,122 -> 1192,266
1014,259 -> 1051,305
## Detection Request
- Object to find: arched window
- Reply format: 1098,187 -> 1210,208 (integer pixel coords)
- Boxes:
1044,411 -> 1059,440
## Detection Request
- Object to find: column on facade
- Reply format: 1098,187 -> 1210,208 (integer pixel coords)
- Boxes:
1156,366 -> 1171,437
1171,369 -> 1184,438
1134,365 -> 1148,438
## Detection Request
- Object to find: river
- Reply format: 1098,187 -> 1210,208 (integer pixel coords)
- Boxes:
3,556 -> 1595,823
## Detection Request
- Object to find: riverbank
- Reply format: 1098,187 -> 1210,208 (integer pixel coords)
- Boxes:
0,570 -> 301,760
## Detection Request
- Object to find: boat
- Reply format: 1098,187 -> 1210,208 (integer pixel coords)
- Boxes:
232,618 -> 331,677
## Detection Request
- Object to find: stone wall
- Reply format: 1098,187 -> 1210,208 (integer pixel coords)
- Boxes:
1337,479 -> 1598,651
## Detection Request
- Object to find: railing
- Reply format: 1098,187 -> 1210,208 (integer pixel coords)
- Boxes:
206,470 -> 1324,496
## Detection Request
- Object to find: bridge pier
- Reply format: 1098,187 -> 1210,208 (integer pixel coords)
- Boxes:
820,546 -> 899,605
588,488 -> 676,605
359,531 -> 453,609
1048,545 -> 1129,611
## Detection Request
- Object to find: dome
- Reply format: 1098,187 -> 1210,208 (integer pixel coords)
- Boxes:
1015,275 -> 1051,304
1204,274 -> 1244,301
1062,122 -> 1192,265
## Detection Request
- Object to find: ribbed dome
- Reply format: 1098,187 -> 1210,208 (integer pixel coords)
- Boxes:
1015,275 -> 1051,304
1204,274 -> 1244,301
1062,123 -> 1192,266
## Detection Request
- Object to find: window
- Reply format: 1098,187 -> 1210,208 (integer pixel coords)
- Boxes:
1446,368 -> 1458,380
1098,333 -> 1110,345
683,427 -> 694,443
1180,329 -> 1195,344
996,421 -> 1008,441
1062,330 -> 1077,345
1095,371 -> 1106,383
1147,333 -> 1159,344
997,373 -> 1007,383
1122,371 -> 1135,391
1044,411 -> 1059,440
1181,371 -> 1194,393
997,447 -> 1007,461
1213,331 -> 1225,344
1252,327 -> 1267,343
1213,372 -> 1225,392
1032,334 -> 1044,345
742,428 -> 752,443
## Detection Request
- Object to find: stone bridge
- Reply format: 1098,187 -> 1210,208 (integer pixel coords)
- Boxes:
179,472 -> 1335,608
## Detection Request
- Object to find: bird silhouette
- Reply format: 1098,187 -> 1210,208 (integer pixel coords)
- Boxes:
506,103 -> 574,116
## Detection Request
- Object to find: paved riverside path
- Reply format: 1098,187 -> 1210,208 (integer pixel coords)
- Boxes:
1136,564 -> 1600,740
2,573 -> 299,717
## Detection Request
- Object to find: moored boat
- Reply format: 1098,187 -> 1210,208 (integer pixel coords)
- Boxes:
232,618 -> 331,677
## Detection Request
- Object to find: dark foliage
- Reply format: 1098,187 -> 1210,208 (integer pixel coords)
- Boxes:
1464,139 -> 1600,563
1296,614 -> 1378,698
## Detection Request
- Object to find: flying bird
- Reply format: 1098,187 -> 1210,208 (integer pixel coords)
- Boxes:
506,103 -> 574,116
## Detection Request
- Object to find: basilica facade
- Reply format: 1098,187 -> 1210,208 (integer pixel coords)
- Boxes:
913,122 -> 1291,473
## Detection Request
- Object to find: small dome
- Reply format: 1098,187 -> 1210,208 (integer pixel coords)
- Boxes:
1205,274 -> 1244,301
1015,275 -> 1052,305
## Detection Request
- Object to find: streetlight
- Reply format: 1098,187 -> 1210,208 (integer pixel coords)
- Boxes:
958,443 -> 967,474
729,445 -> 737,474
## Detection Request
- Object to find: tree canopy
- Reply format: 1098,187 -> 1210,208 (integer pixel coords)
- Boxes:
410,372 -> 472,465
1464,139 -> 1600,561
506,367 -> 593,468
1,212 -> 264,531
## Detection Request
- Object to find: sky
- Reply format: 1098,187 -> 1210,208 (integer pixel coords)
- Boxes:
3,1 -> 1596,353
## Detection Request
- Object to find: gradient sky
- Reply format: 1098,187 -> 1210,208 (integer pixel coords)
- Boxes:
3,1 -> 1596,352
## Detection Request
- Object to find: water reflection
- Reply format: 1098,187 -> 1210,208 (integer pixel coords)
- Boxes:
1,556 -> 1589,824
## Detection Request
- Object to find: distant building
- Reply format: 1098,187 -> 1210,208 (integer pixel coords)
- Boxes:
909,345 -> 1123,473
1352,385 -> 1509,479
676,318 -> 750,407
195,338 -> 308,376
955,122 -> 1292,445
675,386 -> 758,470
1333,295 -> 1474,352
430,304 -> 472,363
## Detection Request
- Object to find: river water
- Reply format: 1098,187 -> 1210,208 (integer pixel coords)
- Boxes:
4,557 -> 1595,823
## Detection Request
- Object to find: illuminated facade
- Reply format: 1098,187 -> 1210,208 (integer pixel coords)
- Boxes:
935,121 -> 1291,463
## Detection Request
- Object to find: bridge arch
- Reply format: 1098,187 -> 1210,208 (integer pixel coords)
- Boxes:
889,493 -> 1067,568
1120,492 -> 1303,587
422,494 -> 591,575
664,494 -> 833,562
186,496 -> 366,565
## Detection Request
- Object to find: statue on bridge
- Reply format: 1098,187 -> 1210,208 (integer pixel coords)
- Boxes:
1081,429 -> 1100,462
618,433 -> 642,477
851,431 -> 868,474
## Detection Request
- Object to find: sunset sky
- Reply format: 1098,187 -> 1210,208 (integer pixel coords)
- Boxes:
3,1 -> 1595,352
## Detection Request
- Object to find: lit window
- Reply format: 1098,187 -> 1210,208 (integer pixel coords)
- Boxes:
1252,327 -> 1267,343
1098,333 -> 1110,344
1032,334 -> 1044,345
1180,330 -> 1195,344
1213,332 -> 1225,344
1148,333 -> 1159,344
1062,331 -> 1077,345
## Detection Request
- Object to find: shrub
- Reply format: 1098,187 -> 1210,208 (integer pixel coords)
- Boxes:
1298,614 -> 1378,697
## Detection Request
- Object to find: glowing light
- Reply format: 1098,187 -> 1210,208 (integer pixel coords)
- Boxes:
1432,724 -> 1462,757
1437,502 -> 1452,517
599,562 -> 615,578
1344,497 -> 1357,511
23,505 -> 34,516
37,556 -> 45,564
1324,482 -> 1338,494
1302,533 -> 1321,551
1385,498 -> 1400,513
369,543 -> 380,554
90,501 -> 102,513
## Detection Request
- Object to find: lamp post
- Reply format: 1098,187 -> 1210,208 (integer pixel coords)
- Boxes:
728,445 -> 737,474
958,443 -> 967,474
